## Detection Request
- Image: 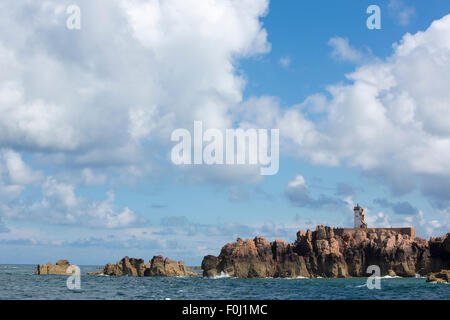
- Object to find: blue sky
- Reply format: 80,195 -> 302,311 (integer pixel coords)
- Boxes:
0,0 -> 449,265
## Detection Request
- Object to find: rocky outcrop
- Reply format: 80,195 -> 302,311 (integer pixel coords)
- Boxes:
87,270 -> 104,275
35,260 -> 74,275
426,270 -> 450,283
202,226 -> 450,278
99,256 -> 200,277
428,234 -> 450,272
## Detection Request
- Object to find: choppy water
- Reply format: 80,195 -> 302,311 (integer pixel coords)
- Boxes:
0,265 -> 448,300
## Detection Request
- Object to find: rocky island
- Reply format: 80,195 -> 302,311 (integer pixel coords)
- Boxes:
201,225 -> 450,279
426,270 -> 450,283
36,256 -> 200,277
35,208 -> 449,281
35,260 -> 75,275
96,255 -> 200,277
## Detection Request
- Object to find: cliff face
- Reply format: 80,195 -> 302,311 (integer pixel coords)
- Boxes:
202,225 -> 450,278
101,256 -> 200,277
35,260 -> 74,275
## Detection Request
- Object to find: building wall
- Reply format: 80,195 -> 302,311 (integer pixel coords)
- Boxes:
334,227 -> 416,238
354,212 -> 363,228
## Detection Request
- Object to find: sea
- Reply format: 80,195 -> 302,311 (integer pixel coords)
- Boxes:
0,264 -> 448,300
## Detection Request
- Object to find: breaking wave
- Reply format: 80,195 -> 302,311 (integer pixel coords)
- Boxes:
209,272 -> 231,279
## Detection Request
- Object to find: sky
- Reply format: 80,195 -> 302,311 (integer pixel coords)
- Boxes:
0,0 -> 449,265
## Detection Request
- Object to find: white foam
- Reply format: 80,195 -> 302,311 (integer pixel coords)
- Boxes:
210,271 -> 231,279
429,281 -> 449,285
275,276 -> 309,280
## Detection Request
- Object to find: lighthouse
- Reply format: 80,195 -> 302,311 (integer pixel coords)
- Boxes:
354,204 -> 367,229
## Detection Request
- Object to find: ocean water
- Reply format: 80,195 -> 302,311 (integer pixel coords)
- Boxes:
0,265 -> 448,300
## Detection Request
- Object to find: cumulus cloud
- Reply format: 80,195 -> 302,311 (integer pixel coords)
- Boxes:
1,1 -> 449,239
364,211 -> 391,228
24,181 -> 146,228
0,0 -> 274,230
0,0 -> 270,173
0,150 -> 43,185
0,151 -> 146,229
320,16 -> 450,197
328,36 -> 364,63
242,14 -> 450,214
0,149 -> 43,206
367,210 -> 449,238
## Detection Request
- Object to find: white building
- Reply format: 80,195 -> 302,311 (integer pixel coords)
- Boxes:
354,204 -> 368,229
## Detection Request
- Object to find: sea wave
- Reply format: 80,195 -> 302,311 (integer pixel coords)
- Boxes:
276,276 -> 309,280
1,265 -> 448,299
429,281 -> 449,285
210,272 -> 231,279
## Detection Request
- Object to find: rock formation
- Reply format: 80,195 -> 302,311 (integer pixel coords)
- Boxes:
97,255 -> 200,277
202,225 -> 450,278
35,260 -> 74,275
87,270 -> 104,275
426,270 -> 450,283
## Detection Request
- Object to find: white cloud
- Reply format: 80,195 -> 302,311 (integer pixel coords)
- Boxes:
1,2 -> 449,233
279,56 -> 291,68
286,175 -> 346,208
232,14 -> 450,217
0,0 -> 270,171
320,15 -> 450,177
365,209 -> 449,238
365,211 -> 391,228
287,175 -> 306,188
328,36 -> 363,63
388,0 -> 415,26
242,15 -> 450,205
0,150 -> 42,205
0,152 -> 145,229
81,168 -> 107,186
4,178 -> 146,229
84,191 -> 142,229
0,150 -> 43,185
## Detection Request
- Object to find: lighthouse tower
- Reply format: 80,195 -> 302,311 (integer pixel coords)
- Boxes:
354,204 -> 367,229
